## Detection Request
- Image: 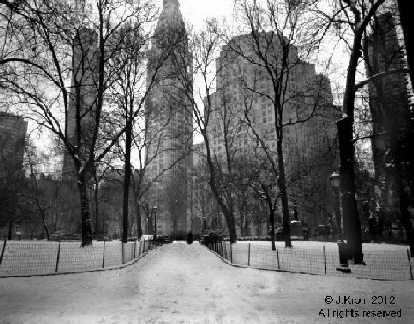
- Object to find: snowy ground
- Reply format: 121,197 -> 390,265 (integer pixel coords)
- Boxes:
0,242 -> 413,324
239,240 -> 411,251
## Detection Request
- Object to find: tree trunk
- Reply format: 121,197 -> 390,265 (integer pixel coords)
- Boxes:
131,171 -> 143,239
122,119 -> 133,243
336,7 -> 371,263
393,152 -> 414,256
269,208 -> 276,251
397,0 -> 414,86
337,117 -> 363,263
94,182 -> 99,236
40,210 -> 50,241
277,140 -> 292,248
78,177 -> 93,247
7,216 -> 13,240
266,214 -> 270,237
135,199 -> 143,239
400,189 -> 414,256
397,0 -> 414,256
203,134 -> 237,243
225,209 -> 238,243
215,194 -> 237,242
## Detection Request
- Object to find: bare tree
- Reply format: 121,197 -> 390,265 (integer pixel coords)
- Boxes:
0,145 -> 25,240
316,0 -> 388,263
396,0 -> 414,86
216,0 -> 336,247
24,138 -> 62,241
361,8 -> 414,254
0,111 -> 27,239
0,0 -> 166,246
165,20 -> 240,242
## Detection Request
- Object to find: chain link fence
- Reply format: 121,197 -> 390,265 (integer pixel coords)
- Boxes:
0,239 -> 156,277
205,241 -> 413,281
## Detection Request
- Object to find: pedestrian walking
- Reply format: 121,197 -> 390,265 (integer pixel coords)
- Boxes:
368,214 -> 376,243
376,217 -> 384,243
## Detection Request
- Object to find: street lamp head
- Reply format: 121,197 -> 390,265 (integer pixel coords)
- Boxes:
329,171 -> 341,191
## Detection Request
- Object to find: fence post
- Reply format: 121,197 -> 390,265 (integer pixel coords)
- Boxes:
323,246 -> 327,274
0,239 -> 7,265
276,247 -> 280,270
248,243 -> 251,267
134,240 -> 137,259
408,249 -> 413,280
122,243 -> 125,264
230,243 -> 233,264
225,243 -> 228,260
102,241 -> 105,268
55,241 -> 61,273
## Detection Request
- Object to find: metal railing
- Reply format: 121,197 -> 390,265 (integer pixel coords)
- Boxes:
205,241 -> 413,281
0,239 -> 157,277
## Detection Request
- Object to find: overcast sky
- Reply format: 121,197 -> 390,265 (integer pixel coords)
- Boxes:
178,0 -> 234,29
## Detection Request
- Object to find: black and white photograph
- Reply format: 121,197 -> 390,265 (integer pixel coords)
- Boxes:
0,0 -> 413,323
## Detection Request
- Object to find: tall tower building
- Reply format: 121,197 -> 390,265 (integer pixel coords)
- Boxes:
207,32 -> 338,232
366,12 -> 414,220
62,3 -> 98,180
0,112 -> 27,181
145,0 -> 193,237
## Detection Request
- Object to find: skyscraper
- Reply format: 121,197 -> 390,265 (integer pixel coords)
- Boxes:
61,26 -> 98,180
0,112 -> 27,181
145,0 -> 193,237
366,12 -> 414,222
207,32 -> 338,232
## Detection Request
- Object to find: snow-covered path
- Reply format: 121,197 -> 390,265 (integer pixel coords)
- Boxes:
0,242 -> 413,323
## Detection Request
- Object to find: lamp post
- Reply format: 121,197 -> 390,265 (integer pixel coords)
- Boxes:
152,206 -> 158,241
329,172 -> 343,236
329,171 -> 351,272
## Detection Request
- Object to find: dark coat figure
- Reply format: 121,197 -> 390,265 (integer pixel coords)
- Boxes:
368,215 -> 376,242
186,231 -> 193,244
376,217 -> 384,242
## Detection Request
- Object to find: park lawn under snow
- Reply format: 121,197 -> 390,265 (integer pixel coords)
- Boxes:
0,242 -> 413,324
240,240 -> 411,251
